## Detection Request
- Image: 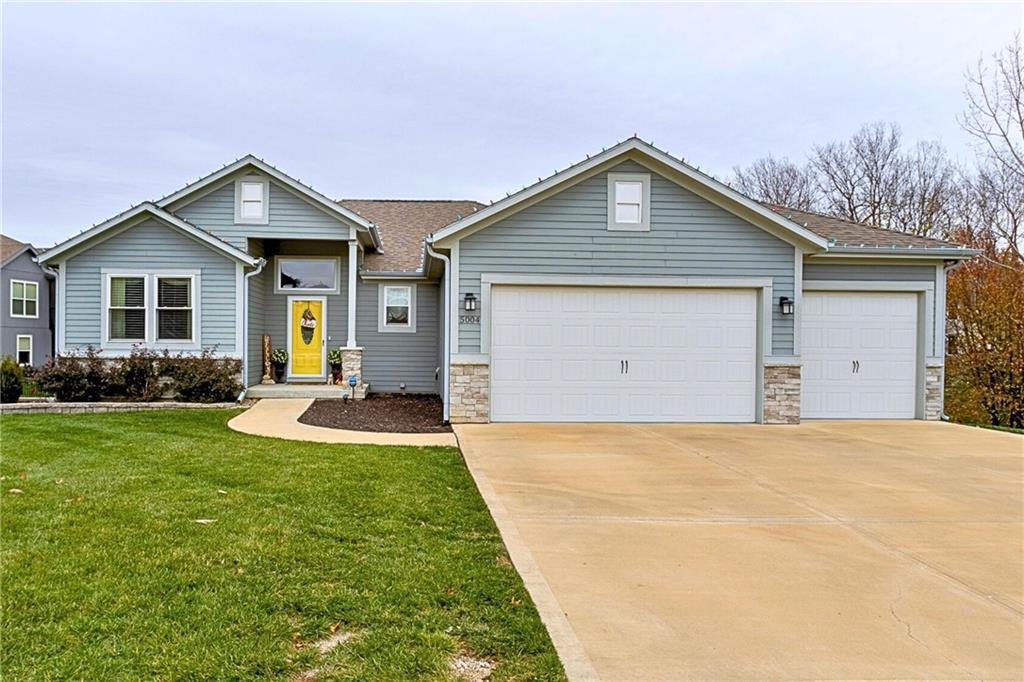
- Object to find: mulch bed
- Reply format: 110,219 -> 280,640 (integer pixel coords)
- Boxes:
298,394 -> 452,433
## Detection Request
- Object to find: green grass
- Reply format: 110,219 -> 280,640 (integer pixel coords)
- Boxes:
0,410 -> 565,681
954,421 -> 1024,435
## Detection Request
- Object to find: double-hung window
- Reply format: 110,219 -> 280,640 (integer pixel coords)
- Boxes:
607,172 -> 651,231
108,276 -> 147,341
104,271 -> 198,347
378,284 -> 416,332
16,335 -> 32,365
235,177 -> 269,224
156,277 -> 193,341
10,280 -> 38,318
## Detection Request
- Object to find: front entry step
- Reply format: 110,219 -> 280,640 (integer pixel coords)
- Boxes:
245,383 -> 369,399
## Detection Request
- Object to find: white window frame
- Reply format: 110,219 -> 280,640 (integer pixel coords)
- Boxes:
16,335 -> 32,366
274,256 -> 341,294
9,279 -> 39,319
155,274 -> 198,344
234,177 -> 269,225
607,172 -> 651,232
378,283 -> 417,333
101,269 -> 201,350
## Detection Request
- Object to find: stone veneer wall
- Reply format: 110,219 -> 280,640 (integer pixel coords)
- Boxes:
924,364 -> 943,421
336,348 -> 369,399
763,364 -> 801,424
449,363 -> 490,423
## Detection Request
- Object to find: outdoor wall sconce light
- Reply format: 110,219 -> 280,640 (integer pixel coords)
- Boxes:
464,292 -> 478,312
779,296 -> 794,315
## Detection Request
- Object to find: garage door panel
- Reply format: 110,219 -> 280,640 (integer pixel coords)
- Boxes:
803,291 -> 918,419
490,286 -> 757,422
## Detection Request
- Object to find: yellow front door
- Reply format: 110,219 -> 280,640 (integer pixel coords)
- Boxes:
290,298 -> 324,376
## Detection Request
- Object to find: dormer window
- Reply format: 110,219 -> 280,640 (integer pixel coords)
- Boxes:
607,172 -> 651,231
235,177 -> 269,224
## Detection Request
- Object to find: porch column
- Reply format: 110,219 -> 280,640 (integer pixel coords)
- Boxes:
347,241 -> 358,347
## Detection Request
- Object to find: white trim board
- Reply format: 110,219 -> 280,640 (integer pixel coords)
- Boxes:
803,280 -> 935,292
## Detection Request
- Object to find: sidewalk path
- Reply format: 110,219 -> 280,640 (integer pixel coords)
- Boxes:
228,398 -> 458,447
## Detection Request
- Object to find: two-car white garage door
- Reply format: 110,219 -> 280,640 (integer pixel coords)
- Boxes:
490,286 -> 757,422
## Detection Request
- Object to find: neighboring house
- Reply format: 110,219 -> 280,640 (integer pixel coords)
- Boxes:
1,234 -> 54,367
38,137 -> 977,424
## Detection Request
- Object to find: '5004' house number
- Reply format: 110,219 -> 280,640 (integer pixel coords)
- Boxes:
459,315 -> 480,324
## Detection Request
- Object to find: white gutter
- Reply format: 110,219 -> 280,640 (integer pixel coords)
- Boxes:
425,240 -> 451,423
241,258 -> 267,394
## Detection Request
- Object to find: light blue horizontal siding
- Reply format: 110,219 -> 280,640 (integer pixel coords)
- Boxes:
63,218 -> 238,352
458,160 -> 796,354
803,262 -> 937,281
175,174 -> 352,249
356,280 -> 440,394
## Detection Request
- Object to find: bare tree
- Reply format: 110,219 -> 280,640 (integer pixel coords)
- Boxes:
961,36 -> 1024,180
892,141 -> 958,237
811,122 -> 908,227
731,155 -> 817,209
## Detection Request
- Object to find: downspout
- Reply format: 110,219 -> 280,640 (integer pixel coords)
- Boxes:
940,259 -> 966,422
39,262 -> 60,358
240,258 -> 267,400
425,239 -> 451,423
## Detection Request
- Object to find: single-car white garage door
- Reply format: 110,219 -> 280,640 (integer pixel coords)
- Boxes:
802,291 -> 918,419
489,286 -> 757,422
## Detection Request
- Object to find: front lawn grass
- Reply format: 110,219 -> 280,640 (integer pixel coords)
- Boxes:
1,410 -> 564,680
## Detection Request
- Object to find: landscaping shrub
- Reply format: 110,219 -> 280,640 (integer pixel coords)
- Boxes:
161,350 -> 242,403
107,347 -> 164,401
34,348 -> 109,402
33,347 -> 240,403
1,356 -> 24,403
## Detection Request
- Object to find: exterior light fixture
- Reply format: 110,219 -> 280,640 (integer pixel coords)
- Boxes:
464,292 -> 478,312
779,296 -> 794,315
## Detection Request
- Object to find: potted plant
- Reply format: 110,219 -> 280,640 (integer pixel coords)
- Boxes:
327,347 -> 344,382
271,348 -> 288,383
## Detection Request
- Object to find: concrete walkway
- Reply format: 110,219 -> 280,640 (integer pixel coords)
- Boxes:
228,398 -> 457,447
457,421 -> 1023,681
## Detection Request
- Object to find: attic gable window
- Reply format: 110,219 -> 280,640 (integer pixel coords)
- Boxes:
235,177 -> 269,224
607,172 -> 651,232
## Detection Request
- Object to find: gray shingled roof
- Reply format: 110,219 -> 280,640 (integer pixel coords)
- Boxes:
763,205 -> 969,250
339,200 -> 484,273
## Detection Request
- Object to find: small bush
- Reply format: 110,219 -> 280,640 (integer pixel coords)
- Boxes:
162,350 -> 242,403
107,347 -> 164,402
271,348 -> 288,365
1,356 -> 24,403
34,348 -> 109,402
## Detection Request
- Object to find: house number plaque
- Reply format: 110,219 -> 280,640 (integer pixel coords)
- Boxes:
459,315 -> 480,324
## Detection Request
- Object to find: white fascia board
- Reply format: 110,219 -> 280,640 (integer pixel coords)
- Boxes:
155,155 -> 382,247
430,138 -> 831,251
39,203 -> 258,266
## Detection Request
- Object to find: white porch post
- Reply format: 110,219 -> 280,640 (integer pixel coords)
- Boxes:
347,241 -> 358,347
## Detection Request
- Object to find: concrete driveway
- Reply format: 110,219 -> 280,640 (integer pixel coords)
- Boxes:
456,421 -> 1023,681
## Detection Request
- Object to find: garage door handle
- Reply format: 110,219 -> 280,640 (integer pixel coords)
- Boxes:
620,360 -> 624,374
625,360 -> 629,374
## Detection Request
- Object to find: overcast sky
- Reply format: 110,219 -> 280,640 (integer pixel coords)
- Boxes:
2,2 -> 1020,246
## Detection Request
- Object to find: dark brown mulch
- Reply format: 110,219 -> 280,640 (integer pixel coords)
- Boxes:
297,394 -> 452,433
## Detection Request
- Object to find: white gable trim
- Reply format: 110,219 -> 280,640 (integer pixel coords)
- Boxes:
429,138 -> 830,251
38,203 -> 258,266
155,155 -> 382,248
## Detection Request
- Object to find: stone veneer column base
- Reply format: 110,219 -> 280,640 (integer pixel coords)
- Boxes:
763,364 -> 801,424
924,364 -> 943,421
336,347 -> 368,399
449,363 -> 490,424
